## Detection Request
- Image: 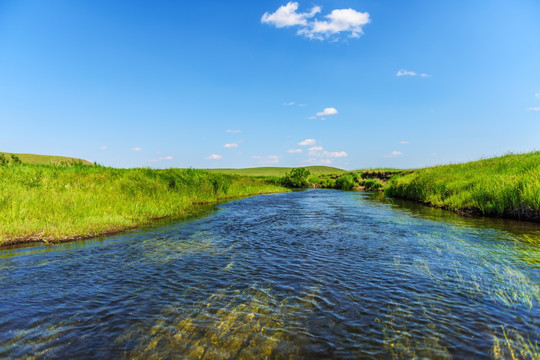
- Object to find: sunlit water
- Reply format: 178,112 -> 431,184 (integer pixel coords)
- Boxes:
1,190 -> 539,359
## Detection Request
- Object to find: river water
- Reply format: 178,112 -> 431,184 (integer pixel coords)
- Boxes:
1,190 -> 539,359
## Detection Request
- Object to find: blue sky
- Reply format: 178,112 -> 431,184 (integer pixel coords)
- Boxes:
0,0 -> 539,169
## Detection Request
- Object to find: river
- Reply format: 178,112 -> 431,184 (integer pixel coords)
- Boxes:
1,189 -> 539,359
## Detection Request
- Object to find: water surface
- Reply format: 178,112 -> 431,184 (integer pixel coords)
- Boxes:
1,190 -> 539,359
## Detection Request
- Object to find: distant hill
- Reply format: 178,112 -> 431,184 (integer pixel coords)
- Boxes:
207,166 -> 345,177
0,152 -> 93,165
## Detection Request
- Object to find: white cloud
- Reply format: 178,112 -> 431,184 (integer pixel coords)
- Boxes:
316,107 -> 338,116
150,156 -> 174,162
100,145 -> 107,150
308,116 -> 317,120
226,129 -> 242,134
262,3 -> 369,41
384,150 -> 403,157
253,155 -> 280,164
224,143 -> 238,148
298,138 -> 316,146
308,146 -> 348,158
206,154 -> 223,160
288,149 -> 303,153
299,8 -> 370,40
527,107 -> 540,111
305,158 -> 333,165
132,147 -> 142,151
261,2 -> 320,28
400,141 -> 409,144
325,151 -> 347,158
396,69 -> 417,77
420,73 -> 430,77
283,101 -> 295,106
535,93 -> 540,99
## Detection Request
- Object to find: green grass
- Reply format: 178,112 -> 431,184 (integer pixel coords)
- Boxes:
207,166 -> 345,177
0,152 -> 93,165
385,152 -> 540,221
0,163 -> 288,245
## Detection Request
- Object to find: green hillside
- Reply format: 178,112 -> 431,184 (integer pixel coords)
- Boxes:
0,152 -> 93,165
385,151 -> 540,221
207,166 -> 345,177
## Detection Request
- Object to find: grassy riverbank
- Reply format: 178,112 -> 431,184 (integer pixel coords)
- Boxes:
0,164 -> 287,246
385,152 -> 540,222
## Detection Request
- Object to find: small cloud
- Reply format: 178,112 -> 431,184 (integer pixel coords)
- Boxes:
253,155 -> 280,164
99,145 -> 107,150
528,107 -> 540,111
224,143 -> 238,148
384,150 -> 403,157
325,151 -> 347,158
305,158 -> 333,165
226,129 -> 242,134
298,138 -> 316,146
308,116 -> 317,120
132,147 -> 143,151
400,141 -> 409,144
396,69 -> 417,77
420,73 -> 430,77
298,103 -> 306,107
206,154 -> 223,160
288,149 -> 303,153
150,156 -> 174,162
309,146 -> 323,151
535,93 -> 540,99
261,2 -> 320,28
262,2 -> 370,41
316,107 -> 338,116
283,101 -> 295,106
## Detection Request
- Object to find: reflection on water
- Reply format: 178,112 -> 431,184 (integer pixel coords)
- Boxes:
0,190 -> 539,359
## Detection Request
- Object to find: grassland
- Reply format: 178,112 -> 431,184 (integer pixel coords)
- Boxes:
0,152 -> 92,165
0,163 -> 287,246
385,152 -> 540,222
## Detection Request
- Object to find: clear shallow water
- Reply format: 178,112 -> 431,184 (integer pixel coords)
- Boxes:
1,189 -> 539,359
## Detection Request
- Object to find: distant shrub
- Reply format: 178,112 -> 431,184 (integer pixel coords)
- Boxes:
363,179 -> 383,191
0,154 -> 7,166
335,174 -> 356,190
281,168 -> 311,187
10,154 -> 22,165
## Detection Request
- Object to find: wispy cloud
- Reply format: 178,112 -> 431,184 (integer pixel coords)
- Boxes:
288,149 -> 303,153
283,101 -> 296,106
253,155 -> 280,164
397,69 -> 429,77
527,107 -> 540,111
224,143 -> 238,148
298,138 -> 316,146
132,147 -> 143,151
535,93 -> 540,99
262,2 -> 370,41
396,69 -> 417,77
384,150 -> 403,157
206,154 -> 222,160
304,158 -> 333,165
400,141 -> 409,144
150,156 -> 173,162
316,107 -> 338,116
308,146 -> 348,158
100,145 -> 107,150
226,129 -> 242,134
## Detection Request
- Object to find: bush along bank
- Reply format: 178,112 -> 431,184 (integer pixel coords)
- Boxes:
279,168 -> 398,191
0,163 -> 289,246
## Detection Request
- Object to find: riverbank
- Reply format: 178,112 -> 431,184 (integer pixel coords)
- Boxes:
0,164 -> 288,246
385,151 -> 540,222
